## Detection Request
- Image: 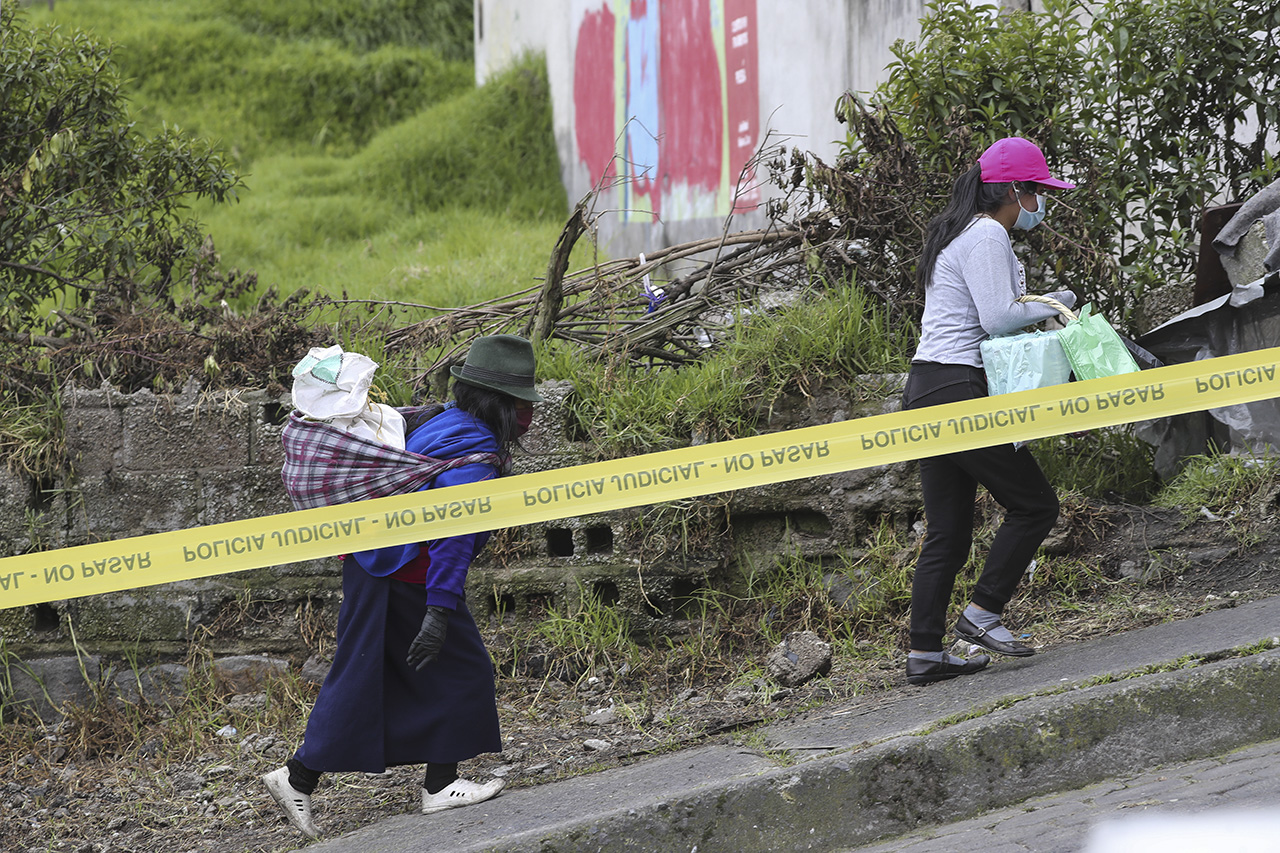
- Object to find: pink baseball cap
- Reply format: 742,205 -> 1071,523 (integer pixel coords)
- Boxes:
978,137 -> 1075,189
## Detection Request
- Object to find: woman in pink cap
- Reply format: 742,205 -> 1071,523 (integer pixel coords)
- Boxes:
901,137 -> 1077,686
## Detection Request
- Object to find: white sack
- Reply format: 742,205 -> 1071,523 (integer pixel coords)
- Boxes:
290,345 -> 406,449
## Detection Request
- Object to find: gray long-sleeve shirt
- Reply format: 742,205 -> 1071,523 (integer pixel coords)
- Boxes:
913,216 -> 1074,367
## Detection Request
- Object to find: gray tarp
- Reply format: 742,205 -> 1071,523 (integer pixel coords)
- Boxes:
1136,182 -> 1280,478
1135,273 -> 1280,478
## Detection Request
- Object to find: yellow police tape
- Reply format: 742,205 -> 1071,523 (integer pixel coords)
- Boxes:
3,347 -> 1280,610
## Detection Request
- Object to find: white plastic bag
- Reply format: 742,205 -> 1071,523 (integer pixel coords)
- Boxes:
290,345 -> 406,449
980,329 -> 1073,396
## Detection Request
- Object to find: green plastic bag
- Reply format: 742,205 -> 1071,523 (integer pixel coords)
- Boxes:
1057,303 -> 1140,381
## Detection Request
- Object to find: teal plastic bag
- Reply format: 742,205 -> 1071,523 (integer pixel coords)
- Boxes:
980,328 -> 1073,396
1057,303 -> 1140,381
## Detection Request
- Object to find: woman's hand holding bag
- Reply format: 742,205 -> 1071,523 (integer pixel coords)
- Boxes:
980,294 -> 1076,395
982,295 -> 1140,396
1053,302 -> 1141,381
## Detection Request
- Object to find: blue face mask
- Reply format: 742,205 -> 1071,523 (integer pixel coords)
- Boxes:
1014,193 -> 1047,230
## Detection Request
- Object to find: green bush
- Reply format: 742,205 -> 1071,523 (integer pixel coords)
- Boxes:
546,275 -> 913,454
0,4 -> 241,337
828,0 -> 1280,331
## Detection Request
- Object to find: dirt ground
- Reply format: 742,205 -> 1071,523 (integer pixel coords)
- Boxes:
4,505 -> 1280,853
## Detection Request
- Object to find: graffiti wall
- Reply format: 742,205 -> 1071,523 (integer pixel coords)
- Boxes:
571,0 -> 760,223
476,0 -> 937,252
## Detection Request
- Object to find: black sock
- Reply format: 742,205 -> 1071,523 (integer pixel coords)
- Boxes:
286,757 -> 321,795
423,762 -> 459,794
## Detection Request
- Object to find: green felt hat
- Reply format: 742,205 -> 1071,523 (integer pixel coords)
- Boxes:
450,334 -> 542,402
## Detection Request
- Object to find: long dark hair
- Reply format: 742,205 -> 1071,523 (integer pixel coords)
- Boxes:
917,164 -> 1013,289
453,380 -> 520,448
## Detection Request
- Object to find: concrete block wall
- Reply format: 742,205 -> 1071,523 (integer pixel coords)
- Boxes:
0,374 -> 918,661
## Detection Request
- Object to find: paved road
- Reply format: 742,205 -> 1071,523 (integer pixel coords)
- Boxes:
844,737 -> 1280,853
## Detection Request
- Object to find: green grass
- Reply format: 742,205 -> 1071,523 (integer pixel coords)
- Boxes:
24,2 -> 569,307
1151,452 -> 1280,546
29,0 -> 474,163
543,275 -> 916,454
533,582 -> 644,682
1030,425 -> 1159,503
200,193 -> 574,308
1153,452 -> 1280,519
209,0 -> 475,60
0,390 -> 65,481
191,56 -> 572,304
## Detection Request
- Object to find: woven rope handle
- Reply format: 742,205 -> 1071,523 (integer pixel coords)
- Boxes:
1017,293 -> 1077,321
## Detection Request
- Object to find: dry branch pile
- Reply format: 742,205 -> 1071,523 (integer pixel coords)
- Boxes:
3,99 -> 938,410
382,107 -> 948,392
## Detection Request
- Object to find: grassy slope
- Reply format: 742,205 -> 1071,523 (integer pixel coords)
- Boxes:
27,0 -> 574,307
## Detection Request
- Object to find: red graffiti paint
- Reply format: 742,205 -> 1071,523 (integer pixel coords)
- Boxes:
724,0 -> 759,210
574,5 -> 617,188
659,0 -> 723,198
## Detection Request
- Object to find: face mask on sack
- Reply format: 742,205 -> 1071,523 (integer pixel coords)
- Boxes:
1014,193 -> 1047,230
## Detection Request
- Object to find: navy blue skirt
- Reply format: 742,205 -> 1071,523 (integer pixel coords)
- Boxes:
295,556 -> 502,772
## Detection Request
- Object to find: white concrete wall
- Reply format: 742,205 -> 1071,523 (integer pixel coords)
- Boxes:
474,1 -> 1028,258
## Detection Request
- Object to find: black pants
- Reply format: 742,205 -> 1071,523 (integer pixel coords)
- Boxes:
902,363 -> 1059,651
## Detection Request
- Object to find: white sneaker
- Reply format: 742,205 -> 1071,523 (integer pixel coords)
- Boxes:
421,777 -> 506,815
262,766 -> 321,839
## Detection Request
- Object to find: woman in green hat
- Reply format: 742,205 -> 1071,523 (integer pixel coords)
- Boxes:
264,335 -> 541,838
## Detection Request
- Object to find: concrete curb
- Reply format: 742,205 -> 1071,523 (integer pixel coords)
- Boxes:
304,597 -> 1280,853
482,651 -> 1280,852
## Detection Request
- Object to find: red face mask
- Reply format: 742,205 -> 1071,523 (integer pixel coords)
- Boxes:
515,407 -> 534,436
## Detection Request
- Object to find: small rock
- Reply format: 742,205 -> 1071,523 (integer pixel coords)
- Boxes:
215,725 -> 237,739
526,763 -> 552,775
583,738 -> 611,752
583,707 -> 616,726
5,656 -> 102,723
171,772 -> 205,793
211,655 -> 289,694
226,693 -> 268,712
299,654 -> 331,687
112,664 -> 188,708
766,631 -> 832,688
203,765 -> 235,778
239,734 -> 277,755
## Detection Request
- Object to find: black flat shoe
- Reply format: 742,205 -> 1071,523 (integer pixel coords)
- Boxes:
905,654 -> 991,686
955,613 -> 1036,657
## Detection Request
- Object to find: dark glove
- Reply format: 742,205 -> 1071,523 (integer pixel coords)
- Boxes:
407,606 -> 450,671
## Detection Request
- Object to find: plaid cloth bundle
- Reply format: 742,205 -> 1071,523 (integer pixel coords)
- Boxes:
280,405 -> 506,510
